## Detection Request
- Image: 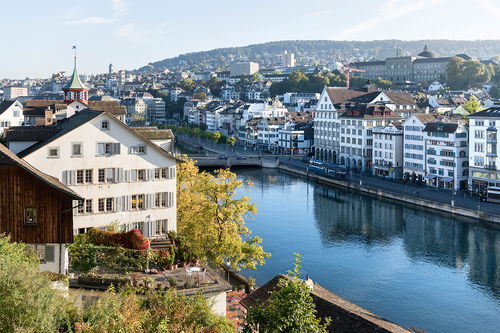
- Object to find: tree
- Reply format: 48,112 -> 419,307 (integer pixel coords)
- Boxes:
0,235 -> 77,333
463,95 -> 482,115
244,254 -> 330,333
227,136 -> 236,146
178,79 -> 196,91
447,57 -> 494,89
447,56 -> 465,89
176,157 -> 270,270
373,77 -> 393,89
212,131 -> 221,143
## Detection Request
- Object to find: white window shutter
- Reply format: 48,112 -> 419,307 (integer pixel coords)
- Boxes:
97,143 -> 104,155
115,143 -> 121,154
115,197 -> 122,212
117,168 -> 124,182
69,170 -> 76,185
149,193 -> 155,209
145,169 -> 150,181
128,196 -> 132,210
62,170 -> 68,185
151,220 -> 157,236
125,170 -> 130,182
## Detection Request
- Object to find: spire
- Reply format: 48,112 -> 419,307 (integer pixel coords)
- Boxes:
63,45 -> 88,90
424,44 -> 428,51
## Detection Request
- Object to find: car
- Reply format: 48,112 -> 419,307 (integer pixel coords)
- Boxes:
301,157 -> 310,163
218,154 -> 227,159
236,155 -> 247,160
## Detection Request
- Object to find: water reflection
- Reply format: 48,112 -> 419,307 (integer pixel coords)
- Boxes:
311,185 -> 500,297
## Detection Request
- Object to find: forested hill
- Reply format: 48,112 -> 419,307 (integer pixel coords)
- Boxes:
138,40 -> 500,72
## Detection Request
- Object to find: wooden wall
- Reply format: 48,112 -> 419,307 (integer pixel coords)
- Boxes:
0,165 -> 74,243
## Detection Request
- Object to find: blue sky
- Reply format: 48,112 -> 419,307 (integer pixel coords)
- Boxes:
3,0 -> 500,78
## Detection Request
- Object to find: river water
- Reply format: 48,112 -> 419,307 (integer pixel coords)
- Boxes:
235,168 -> 500,333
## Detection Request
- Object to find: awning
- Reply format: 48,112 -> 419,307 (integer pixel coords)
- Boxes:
441,177 -> 454,183
424,174 -> 436,179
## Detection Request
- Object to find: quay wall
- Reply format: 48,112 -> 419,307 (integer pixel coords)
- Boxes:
278,164 -> 500,225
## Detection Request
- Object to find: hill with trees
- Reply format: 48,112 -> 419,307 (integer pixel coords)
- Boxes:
137,40 -> 500,73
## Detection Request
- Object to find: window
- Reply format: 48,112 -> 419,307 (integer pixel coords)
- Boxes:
30,244 -> 54,264
77,200 -> 84,214
72,143 -> 82,157
25,208 -> 37,225
106,168 -> 115,183
106,198 -> 113,211
137,169 -> 145,181
98,198 -> 105,212
47,147 -> 59,158
155,219 -> 168,235
76,170 -> 84,184
97,143 -> 120,156
131,194 -> 145,210
85,199 -> 93,214
130,145 -> 146,154
76,169 -> 92,184
98,169 -> 105,183
101,120 -> 110,130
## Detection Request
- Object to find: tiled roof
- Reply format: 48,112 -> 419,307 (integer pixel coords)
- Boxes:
132,127 -> 174,140
468,106 -> 500,118
422,122 -> 459,133
339,104 -> 402,119
414,114 -> 440,123
0,144 -> 81,200
241,275 -> 411,333
63,62 -> 88,90
87,101 -> 126,115
4,126 -> 59,142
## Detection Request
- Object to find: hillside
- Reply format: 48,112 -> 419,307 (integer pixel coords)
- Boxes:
138,40 -> 500,73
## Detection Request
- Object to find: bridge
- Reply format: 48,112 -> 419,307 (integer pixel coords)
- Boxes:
191,156 -> 278,168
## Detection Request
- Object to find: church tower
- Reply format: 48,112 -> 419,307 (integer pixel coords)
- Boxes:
63,50 -> 88,104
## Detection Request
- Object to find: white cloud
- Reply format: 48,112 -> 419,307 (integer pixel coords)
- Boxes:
65,0 -> 127,25
475,0 -> 500,20
334,0 -> 447,40
116,23 -> 152,43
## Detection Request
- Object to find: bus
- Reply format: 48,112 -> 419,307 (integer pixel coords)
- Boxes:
480,186 -> 500,203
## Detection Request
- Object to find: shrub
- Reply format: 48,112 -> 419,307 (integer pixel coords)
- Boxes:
86,228 -> 149,250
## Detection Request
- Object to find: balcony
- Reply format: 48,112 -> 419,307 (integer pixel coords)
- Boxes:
427,159 -> 437,165
486,152 -> 498,157
485,164 -> 497,170
487,138 -> 497,144
427,150 -> 437,155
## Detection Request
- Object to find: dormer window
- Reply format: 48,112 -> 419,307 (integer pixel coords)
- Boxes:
24,208 -> 37,225
101,120 -> 110,130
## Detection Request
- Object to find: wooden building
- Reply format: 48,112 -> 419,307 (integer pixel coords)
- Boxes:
0,144 -> 82,273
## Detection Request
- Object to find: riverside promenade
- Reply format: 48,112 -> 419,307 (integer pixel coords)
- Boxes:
175,134 -> 500,223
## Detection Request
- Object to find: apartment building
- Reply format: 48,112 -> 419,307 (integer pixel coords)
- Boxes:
468,106 -> 500,192
422,120 -> 468,190
372,122 -> 403,179
4,110 -> 179,236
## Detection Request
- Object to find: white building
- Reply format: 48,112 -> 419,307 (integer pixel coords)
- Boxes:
422,120 -> 468,191
229,62 -> 259,77
144,98 -> 166,124
3,86 -> 28,99
338,104 -> 401,171
468,106 -> 500,192
256,117 -> 286,151
5,110 -> 179,236
282,51 -> 296,67
372,122 -> 404,179
278,112 -> 313,155
402,114 -> 440,183
0,100 -> 24,134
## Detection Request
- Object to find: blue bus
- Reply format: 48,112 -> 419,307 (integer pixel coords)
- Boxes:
309,160 -> 347,179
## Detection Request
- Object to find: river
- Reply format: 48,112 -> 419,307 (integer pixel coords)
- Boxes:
235,168 -> 500,333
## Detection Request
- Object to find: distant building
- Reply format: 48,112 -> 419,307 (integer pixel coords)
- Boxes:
282,50 -> 296,67
351,45 -> 470,84
3,86 -> 28,100
229,62 -> 259,77
0,100 -> 24,134
372,122 -> 404,179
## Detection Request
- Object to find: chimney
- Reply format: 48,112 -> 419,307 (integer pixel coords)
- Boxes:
44,107 -> 54,126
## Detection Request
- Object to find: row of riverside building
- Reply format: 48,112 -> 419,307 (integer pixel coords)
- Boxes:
314,86 -> 500,193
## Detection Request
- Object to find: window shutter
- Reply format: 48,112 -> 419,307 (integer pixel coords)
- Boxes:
131,170 -> 137,181
97,143 -> 104,155
117,168 -> 124,182
149,169 -> 155,180
125,170 -> 130,182
69,170 -> 76,185
127,196 -> 132,210
145,169 -> 150,181
143,221 -> 151,238
73,200 -> 80,215
144,194 -> 150,209
62,170 -> 68,185
151,220 -> 157,236
148,193 -> 155,209
113,143 -> 121,155
115,197 -> 122,212
45,245 -> 55,263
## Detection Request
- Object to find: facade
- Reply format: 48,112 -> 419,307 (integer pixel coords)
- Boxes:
5,110 -> 179,236
352,46 -> 468,84
229,62 -> 259,77
0,100 -> 24,134
422,121 -> 468,190
402,114 -> 439,183
122,97 -> 148,123
468,106 -> 500,192
0,144 -> 82,273
278,119 -> 313,154
372,122 -> 403,179
144,98 -> 166,124
282,51 -> 296,67
3,86 -> 28,99
338,104 -> 401,171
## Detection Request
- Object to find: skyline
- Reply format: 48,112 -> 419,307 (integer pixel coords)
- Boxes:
3,0 -> 500,78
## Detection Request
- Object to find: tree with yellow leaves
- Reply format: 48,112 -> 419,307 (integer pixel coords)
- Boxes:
176,156 -> 270,270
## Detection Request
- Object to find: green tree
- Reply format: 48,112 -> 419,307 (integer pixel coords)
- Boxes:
176,157 -> 270,270
227,136 -> 236,146
0,235 -> 77,333
244,254 -> 330,333
463,95 -> 482,115
178,79 -> 196,91
212,131 -> 222,143
373,77 -> 393,89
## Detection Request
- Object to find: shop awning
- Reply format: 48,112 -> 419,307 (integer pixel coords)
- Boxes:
441,177 -> 454,183
424,174 -> 436,179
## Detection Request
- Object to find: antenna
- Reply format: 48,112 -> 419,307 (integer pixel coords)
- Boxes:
72,45 -> 77,67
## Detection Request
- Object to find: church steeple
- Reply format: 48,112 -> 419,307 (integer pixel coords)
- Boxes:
63,46 -> 88,104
